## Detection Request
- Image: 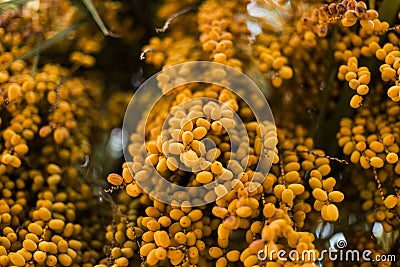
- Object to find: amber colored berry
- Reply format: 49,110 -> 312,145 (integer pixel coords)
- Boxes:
312,188 -> 328,202
383,195 -> 397,209
209,247 -> 224,258
328,191 -> 344,202
370,156 -> 384,168
350,95 -> 363,108
107,173 -> 124,186
236,206 -> 252,218
154,231 -> 170,248
386,152 -> 398,164
321,204 -> 339,221
196,171 -> 213,184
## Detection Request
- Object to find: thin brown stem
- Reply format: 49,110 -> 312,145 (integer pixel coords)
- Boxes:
281,147 -> 349,164
155,6 -> 198,33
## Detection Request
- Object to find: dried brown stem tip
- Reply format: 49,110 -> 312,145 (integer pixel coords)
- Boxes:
140,48 -> 154,60
155,6 -> 198,33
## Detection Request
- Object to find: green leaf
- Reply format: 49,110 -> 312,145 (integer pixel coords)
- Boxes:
369,0 -> 375,10
81,0 -> 120,37
378,0 -> 400,25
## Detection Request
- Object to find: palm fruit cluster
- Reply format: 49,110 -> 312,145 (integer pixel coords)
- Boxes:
105,0 -> 399,266
0,0 -> 138,267
0,57 -> 106,266
336,85 -> 400,232
0,0 -> 399,266
101,0 -> 357,266
104,88 -> 345,267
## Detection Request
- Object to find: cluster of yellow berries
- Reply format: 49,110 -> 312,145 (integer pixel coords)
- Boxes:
338,40 -> 400,107
198,0 -> 248,71
0,59 -> 106,267
338,117 -> 399,169
1,0 -> 136,70
251,35 -> 295,88
0,185 -> 106,266
106,74 -> 345,266
0,60 -> 103,170
245,0 -> 399,128
1,0 -> 400,266
274,128 -> 345,224
337,98 -> 400,230
141,35 -> 201,68
105,0 -> 400,264
376,43 -> 400,101
325,0 -> 400,242
299,0 -> 380,36
0,0 -> 142,266
250,26 -> 328,95
310,176 -> 344,222
0,10 -> 105,170
338,56 -> 371,108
